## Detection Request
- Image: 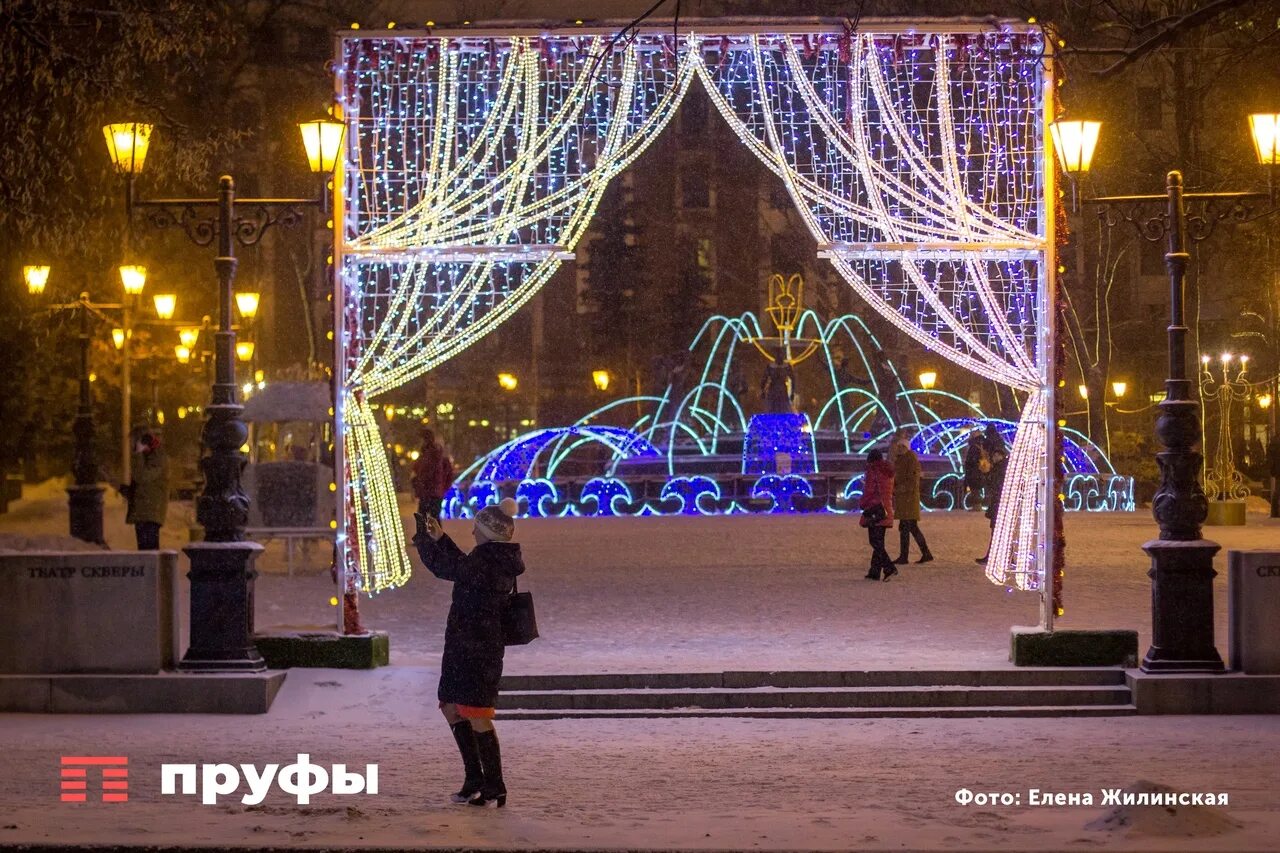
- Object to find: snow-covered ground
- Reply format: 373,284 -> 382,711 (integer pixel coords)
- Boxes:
3,480 -> 1280,850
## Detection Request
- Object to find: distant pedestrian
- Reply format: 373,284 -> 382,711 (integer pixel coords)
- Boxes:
412,427 -> 455,520
860,449 -> 897,580
962,428 -> 989,510
891,430 -> 932,564
1268,438 -> 1280,518
413,497 -> 524,808
976,425 -> 1009,565
124,432 -> 169,550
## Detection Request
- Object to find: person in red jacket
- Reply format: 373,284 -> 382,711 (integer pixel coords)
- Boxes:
412,427 -> 455,520
859,448 -> 897,581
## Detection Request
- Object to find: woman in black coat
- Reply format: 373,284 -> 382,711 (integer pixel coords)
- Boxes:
413,497 -> 524,808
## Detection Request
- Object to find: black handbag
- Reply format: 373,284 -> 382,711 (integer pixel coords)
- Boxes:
860,503 -> 887,527
502,577 -> 539,646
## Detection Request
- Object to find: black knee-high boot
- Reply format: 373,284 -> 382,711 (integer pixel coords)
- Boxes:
470,729 -> 507,807
894,526 -> 910,563
450,720 -> 484,803
914,524 -> 933,563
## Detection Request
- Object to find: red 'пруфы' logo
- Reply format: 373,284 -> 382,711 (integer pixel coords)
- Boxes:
61,756 -> 128,803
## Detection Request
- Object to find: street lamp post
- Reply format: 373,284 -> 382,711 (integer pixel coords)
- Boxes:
105,118 -> 344,671
1052,114 -> 1280,673
25,265 -> 107,545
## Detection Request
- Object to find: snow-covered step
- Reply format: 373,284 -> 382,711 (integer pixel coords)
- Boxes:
497,684 -> 1132,712
499,667 -> 1127,692
497,704 -> 1140,720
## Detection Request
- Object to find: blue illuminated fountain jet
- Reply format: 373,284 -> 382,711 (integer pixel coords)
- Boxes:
445,277 -> 1133,519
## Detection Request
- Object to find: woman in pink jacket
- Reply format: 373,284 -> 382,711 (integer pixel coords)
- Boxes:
859,448 -> 897,580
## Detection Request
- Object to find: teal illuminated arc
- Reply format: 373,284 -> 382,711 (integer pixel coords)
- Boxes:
478,426 -> 662,482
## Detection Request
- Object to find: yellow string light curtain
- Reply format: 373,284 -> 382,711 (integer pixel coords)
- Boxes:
338,35 -> 695,592
694,30 -> 1049,591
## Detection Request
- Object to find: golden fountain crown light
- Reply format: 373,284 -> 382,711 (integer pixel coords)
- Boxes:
1249,114 -> 1280,166
178,327 -> 199,349
1049,120 -> 1101,174
174,345 -> 191,364
103,122 -> 153,175
1111,381 -> 1127,398
152,293 -> 176,320
235,291 -> 260,319
23,265 -> 50,296
918,370 -> 937,391
119,264 -> 147,296
497,372 -> 518,392
236,341 -> 255,362
298,119 -> 346,174
765,273 -> 804,335
592,369 -> 610,392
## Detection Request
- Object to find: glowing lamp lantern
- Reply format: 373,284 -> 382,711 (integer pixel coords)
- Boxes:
119,264 -> 147,296
236,341 -> 255,362
497,372 -> 518,392
1049,120 -> 1101,174
175,345 -> 191,364
1259,393 -> 1273,410
918,370 -> 938,391
152,293 -> 176,320
178,327 -> 199,349
1111,381 -> 1127,398
592,369 -> 610,392
1248,114 -> 1280,166
1078,384 -> 1089,400
111,328 -> 127,350
102,122 -> 153,175
298,119 -> 346,173
23,265 -> 50,296
235,291 -> 260,320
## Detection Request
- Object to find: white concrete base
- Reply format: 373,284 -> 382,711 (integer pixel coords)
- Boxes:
0,671 -> 286,714
1127,670 -> 1280,714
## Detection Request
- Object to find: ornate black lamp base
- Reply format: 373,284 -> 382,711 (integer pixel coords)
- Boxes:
66,484 -> 105,546
180,542 -> 266,672
1140,539 -> 1226,673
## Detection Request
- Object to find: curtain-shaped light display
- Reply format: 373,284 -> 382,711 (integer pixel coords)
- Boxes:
339,35 -> 694,592
337,26 -> 1050,596
694,32 -> 1047,590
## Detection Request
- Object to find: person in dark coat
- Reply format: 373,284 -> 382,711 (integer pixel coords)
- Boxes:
1268,438 -> 1280,518
962,428 -> 988,510
976,425 -> 1009,565
414,497 -> 524,808
859,449 -> 897,580
411,427 -> 455,519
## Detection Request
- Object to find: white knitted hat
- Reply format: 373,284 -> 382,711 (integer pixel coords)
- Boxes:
475,497 -> 518,542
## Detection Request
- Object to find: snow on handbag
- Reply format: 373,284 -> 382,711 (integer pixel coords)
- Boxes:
859,503 -> 887,528
502,576 -> 539,646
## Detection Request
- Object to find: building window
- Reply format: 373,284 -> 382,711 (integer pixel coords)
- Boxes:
1135,86 -> 1163,131
1140,238 -> 1165,277
681,90 -> 709,136
680,170 -> 711,209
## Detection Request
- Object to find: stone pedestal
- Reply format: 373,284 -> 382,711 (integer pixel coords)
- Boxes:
0,552 -> 178,673
1141,539 -> 1225,672
66,484 -> 105,545
1228,550 -> 1280,674
180,542 -> 266,672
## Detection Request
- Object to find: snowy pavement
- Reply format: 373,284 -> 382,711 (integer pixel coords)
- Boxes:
2,668 -> 1278,851
3,483 -> 1280,849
